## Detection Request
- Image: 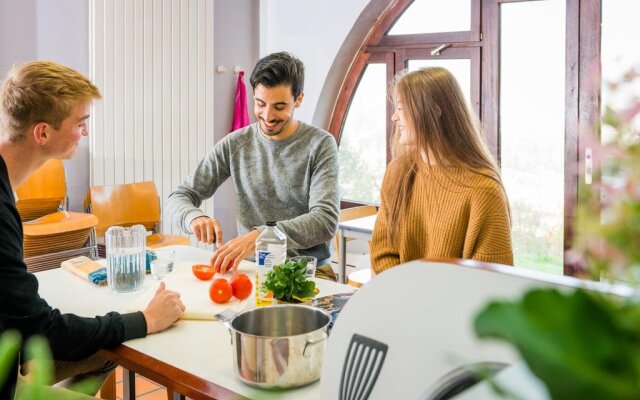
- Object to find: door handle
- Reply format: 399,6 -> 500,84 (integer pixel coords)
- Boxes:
585,147 -> 593,185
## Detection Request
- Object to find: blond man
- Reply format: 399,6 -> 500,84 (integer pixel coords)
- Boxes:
0,61 -> 185,398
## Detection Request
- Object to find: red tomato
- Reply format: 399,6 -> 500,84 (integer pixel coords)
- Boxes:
211,259 -> 235,273
230,273 -> 253,300
192,264 -> 216,281
209,278 -> 232,304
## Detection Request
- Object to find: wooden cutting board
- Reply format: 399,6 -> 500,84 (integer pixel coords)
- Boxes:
127,260 -> 256,320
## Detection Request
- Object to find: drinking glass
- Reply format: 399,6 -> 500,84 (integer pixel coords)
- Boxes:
150,248 -> 175,280
290,256 -> 317,279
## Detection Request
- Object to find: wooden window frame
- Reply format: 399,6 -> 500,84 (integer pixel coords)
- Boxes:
330,0 -> 602,275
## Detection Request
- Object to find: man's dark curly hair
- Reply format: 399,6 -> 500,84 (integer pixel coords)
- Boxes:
250,52 -> 304,99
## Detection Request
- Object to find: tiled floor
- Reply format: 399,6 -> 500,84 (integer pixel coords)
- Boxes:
107,366 -> 167,400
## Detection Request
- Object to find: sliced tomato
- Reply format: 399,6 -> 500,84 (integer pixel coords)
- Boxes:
192,264 -> 216,281
209,278 -> 232,304
230,273 -> 253,300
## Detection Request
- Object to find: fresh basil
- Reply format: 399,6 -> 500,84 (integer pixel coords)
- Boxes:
261,259 -> 316,302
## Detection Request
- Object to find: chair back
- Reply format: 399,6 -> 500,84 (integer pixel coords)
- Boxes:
15,159 -> 67,221
86,181 -> 161,237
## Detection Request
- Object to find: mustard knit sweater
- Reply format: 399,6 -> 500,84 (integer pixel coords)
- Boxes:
371,161 -> 513,274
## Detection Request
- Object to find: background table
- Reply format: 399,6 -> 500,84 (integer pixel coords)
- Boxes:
337,214 -> 376,283
37,245 -> 355,400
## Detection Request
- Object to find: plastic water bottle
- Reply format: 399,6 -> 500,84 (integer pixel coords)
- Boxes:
255,221 -> 286,307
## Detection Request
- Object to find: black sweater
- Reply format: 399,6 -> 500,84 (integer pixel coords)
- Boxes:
0,155 -> 147,397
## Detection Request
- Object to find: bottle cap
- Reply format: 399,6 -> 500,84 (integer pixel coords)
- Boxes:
266,221 -> 277,226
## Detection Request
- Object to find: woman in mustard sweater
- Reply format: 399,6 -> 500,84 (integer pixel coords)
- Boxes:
371,67 -> 513,274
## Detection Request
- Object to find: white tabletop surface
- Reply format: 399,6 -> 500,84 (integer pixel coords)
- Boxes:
338,214 -> 377,233
36,245 -> 355,400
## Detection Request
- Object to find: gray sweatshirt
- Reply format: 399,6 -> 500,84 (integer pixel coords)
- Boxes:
166,121 -> 340,261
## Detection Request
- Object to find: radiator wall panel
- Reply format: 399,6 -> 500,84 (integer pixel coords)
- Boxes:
90,0 -> 214,243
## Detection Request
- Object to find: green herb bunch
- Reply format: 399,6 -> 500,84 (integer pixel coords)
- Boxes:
261,259 -> 316,302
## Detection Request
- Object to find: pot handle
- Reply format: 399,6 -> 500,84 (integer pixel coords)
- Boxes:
214,309 -> 238,346
303,336 -> 327,358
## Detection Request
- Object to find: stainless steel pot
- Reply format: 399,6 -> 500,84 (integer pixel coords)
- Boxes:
218,305 -> 331,389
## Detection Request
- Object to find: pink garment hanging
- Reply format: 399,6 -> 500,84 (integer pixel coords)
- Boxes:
230,70 -> 250,132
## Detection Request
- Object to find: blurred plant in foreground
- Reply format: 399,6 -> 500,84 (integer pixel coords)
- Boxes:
473,68 -> 640,400
0,330 -> 100,399
572,68 -> 640,282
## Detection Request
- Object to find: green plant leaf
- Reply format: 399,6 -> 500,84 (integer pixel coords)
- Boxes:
261,259 -> 316,302
0,330 -> 21,389
25,336 -> 53,387
474,288 -> 640,399
67,378 -> 102,396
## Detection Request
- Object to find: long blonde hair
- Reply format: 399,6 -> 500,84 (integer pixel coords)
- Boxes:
386,67 -> 505,241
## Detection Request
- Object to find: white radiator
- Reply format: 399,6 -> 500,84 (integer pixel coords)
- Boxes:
89,0 -> 214,241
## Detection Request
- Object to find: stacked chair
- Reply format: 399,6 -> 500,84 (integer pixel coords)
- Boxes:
16,159 -> 98,272
84,181 -> 190,256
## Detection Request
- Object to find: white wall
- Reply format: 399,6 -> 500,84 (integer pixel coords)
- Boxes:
213,0 -> 259,238
258,0 -> 369,127
0,0 -> 37,76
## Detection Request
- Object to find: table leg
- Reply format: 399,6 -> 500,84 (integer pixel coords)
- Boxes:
122,368 -> 136,400
339,231 -> 347,284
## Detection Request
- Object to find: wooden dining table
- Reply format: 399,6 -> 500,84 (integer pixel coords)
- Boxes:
36,245 -> 355,400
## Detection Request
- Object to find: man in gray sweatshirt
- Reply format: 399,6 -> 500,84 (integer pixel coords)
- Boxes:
167,52 -> 339,273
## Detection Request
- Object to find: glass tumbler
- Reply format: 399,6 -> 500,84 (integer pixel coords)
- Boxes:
290,256 -> 318,279
150,248 -> 175,280
106,225 -> 146,293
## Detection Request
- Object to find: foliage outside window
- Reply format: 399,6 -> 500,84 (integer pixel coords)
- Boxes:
338,64 -> 387,205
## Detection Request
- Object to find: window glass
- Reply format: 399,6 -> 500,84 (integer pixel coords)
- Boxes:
407,59 -> 471,106
601,0 -> 640,145
500,0 -> 565,274
600,0 -> 640,228
339,63 -> 387,204
388,0 -> 471,35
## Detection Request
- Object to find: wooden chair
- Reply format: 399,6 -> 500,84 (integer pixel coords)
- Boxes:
333,205 -> 377,287
15,159 -> 67,221
15,160 -> 98,272
85,181 -> 190,250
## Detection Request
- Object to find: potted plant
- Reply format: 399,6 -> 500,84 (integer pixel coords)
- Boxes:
473,69 -> 640,399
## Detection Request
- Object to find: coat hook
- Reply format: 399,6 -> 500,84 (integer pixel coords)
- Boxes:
216,65 -> 227,74
233,66 -> 243,74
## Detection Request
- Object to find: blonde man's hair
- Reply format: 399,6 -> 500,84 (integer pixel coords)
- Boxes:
0,61 -> 101,142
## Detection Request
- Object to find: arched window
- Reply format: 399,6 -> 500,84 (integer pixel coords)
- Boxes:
332,0 -> 481,206
329,0 -> 609,275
